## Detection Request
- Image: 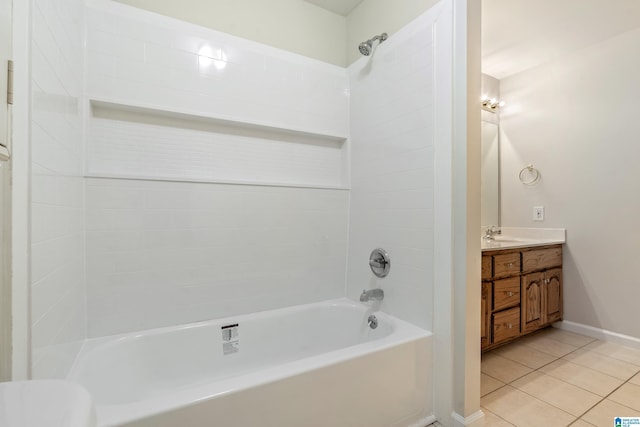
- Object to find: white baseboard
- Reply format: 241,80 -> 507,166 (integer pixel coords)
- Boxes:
554,321 -> 640,349
407,414 -> 436,427
451,409 -> 485,427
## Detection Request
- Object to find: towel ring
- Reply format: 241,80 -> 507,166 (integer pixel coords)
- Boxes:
519,164 -> 540,185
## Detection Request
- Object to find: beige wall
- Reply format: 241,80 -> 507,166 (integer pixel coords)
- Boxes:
112,0 -> 443,67
112,0 -> 348,66
453,0 -> 482,423
500,27 -> 640,339
346,0 -> 440,65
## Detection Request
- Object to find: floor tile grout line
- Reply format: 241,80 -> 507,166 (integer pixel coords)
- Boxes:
567,417 -> 596,427
480,405 -> 516,427
563,363 -> 640,384
592,352 -> 640,369
487,344 -> 580,423
565,374 -> 640,425
481,353 -> 535,384
564,338 -> 640,372
481,382 -> 507,398
536,328 -> 598,350
502,337 -> 632,390
482,340 -> 566,398
492,345 -> 575,381
560,353 -> 640,380
558,334 -> 640,391
482,333 -> 640,426
487,340 -> 608,424
519,330 -> 596,361
481,370 -> 508,383
500,382 -> 581,422
581,341 -> 640,368
504,342 -> 629,419
493,329 -> 592,370
534,357 -> 636,397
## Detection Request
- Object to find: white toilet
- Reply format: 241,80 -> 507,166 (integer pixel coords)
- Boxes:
0,380 -> 95,427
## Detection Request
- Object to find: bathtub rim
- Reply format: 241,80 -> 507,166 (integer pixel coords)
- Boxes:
67,297 -> 432,426
70,297 -> 429,361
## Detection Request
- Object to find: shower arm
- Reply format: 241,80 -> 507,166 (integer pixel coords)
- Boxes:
371,33 -> 388,44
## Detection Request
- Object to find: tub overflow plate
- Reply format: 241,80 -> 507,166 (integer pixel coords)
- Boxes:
369,248 -> 390,278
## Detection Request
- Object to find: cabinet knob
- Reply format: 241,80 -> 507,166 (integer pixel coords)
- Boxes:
507,291 -> 514,297
507,323 -> 513,329
506,262 -> 514,268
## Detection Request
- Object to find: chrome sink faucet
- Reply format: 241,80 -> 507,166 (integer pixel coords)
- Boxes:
360,288 -> 384,302
484,225 -> 502,240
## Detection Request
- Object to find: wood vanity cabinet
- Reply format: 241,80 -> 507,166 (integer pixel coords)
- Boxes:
481,282 -> 491,347
481,244 -> 563,351
522,267 -> 563,333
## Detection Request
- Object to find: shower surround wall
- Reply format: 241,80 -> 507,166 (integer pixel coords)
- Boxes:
85,180 -> 349,336
30,0 -> 86,378
20,0 -> 471,421
346,5 -> 447,331
84,0 -> 350,337
27,0 -> 447,356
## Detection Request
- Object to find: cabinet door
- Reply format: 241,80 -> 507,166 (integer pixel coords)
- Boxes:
522,272 -> 544,333
481,282 -> 491,348
544,268 -> 563,324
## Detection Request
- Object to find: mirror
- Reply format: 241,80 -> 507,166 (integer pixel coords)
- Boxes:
481,121 -> 499,226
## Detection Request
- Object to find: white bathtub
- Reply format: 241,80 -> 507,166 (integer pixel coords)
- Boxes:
68,298 -> 433,427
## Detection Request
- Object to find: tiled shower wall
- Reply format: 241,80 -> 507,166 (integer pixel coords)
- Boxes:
29,0 -> 444,350
85,0 -> 349,138
30,0 -> 86,378
85,179 -> 348,336
84,0 -> 350,337
346,4 -> 448,331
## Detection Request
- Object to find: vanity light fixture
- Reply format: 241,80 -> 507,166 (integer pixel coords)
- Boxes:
481,95 -> 505,112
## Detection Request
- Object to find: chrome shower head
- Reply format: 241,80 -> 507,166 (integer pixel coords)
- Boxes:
358,40 -> 373,56
358,33 -> 388,56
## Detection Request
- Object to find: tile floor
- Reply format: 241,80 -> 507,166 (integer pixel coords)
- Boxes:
481,327 -> 640,426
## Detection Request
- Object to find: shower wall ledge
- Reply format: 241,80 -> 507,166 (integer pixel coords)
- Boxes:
83,173 -> 350,191
86,98 -> 349,189
88,97 -> 349,141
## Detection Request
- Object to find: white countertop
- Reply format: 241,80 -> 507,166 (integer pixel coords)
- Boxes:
481,227 -> 566,252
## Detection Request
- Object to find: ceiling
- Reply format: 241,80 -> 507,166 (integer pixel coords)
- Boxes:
483,0 -> 640,79
305,0 -> 640,77
304,0 -> 365,16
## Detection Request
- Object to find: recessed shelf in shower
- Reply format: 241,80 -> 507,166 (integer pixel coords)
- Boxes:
86,97 -> 349,189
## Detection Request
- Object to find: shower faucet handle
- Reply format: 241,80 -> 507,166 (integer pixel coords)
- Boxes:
369,248 -> 390,278
368,257 -> 387,269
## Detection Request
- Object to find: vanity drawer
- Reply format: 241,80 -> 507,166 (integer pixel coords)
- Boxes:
482,256 -> 492,280
493,277 -> 521,311
493,307 -> 520,344
522,247 -> 562,272
493,253 -> 521,278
